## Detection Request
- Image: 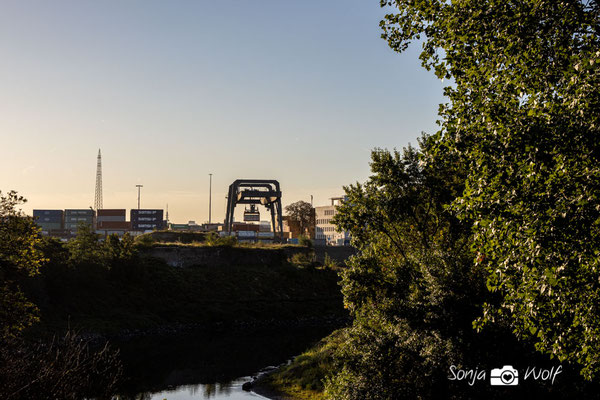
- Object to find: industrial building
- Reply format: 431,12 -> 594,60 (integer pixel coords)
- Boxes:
314,196 -> 351,246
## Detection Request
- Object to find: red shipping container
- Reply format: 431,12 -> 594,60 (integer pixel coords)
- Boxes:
97,209 -> 126,217
97,221 -> 131,230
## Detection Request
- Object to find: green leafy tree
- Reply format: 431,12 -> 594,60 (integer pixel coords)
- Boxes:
380,0 -> 600,378
0,191 -> 46,339
324,140 -> 497,399
285,200 -> 314,236
104,233 -> 134,261
66,222 -> 105,266
0,192 -> 123,399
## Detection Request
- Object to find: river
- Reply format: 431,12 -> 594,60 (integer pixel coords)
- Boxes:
112,325 -> 334,399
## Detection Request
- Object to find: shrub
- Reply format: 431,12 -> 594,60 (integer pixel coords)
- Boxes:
205,232 -> 237,247
289,252 -> 315,269
298,235 -> 313,248
0,331 -> 121,400
323,253 -> 338,270
134,233 -> 155,248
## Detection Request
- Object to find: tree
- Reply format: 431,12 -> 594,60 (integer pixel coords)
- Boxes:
0,191 -> 46,339
381,0 -> 600,378
0,193 -> 123,398
323,139 -> 499,399
66,222 -> 104,266
285,200 -> 314,236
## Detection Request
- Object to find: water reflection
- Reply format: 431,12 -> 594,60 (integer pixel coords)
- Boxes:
115,378 -> 265,399
113,325 -> 334,399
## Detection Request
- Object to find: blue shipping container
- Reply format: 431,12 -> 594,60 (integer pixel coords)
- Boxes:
33,209 -> 63,217
131,209 -> 163,219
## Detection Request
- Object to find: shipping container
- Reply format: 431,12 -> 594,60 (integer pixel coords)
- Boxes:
36,216 -> 63,223
259,222 -> 271,232
48,228 -> 71,235
97,215 -> 126,222
97,209 -> 126,217
38,222 -> 63,231
65,216 -> 93,223
65,222 -> 93,230
65,209 -> 95,216
243,212 -> 260,222
257,232 -> 274,238
131,221 -> 164,230
97,221 -> 131,230
232,223 -> 259,232
237,231 -> 257,238
96,230 -> 129,236
131,216 -> 161,222
33,210 -> 63,218
131,209 -> 163,219
169,224 -> 189,230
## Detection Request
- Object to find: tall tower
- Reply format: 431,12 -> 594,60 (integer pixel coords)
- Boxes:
94,149 -> 103,210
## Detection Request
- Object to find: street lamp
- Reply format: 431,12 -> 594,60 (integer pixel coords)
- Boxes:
136,184 -> 143,210
208,173 -> 212,224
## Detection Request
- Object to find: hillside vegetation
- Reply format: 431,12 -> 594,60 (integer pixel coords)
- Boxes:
23,229 -> 344,335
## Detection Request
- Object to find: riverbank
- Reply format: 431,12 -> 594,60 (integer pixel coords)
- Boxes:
113,324 -> 344,397
248,330 -> 345,400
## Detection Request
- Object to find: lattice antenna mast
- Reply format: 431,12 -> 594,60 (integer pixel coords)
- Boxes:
94,149 -> 103,210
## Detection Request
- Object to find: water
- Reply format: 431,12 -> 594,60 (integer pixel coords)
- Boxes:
134,377 -> 267,399
113,325 -> 333,400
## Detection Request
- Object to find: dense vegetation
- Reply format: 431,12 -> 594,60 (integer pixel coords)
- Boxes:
0,191 -> 121,400
295,1 -> 600,399
28,233 -> 341,334
0,192 -> 343,399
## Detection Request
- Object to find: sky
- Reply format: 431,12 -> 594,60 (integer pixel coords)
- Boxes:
0,0 -> 446,224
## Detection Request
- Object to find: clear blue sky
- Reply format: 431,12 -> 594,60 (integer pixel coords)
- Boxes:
0,0 -> 445,223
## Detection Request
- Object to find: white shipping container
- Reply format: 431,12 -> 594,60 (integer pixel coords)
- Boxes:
237,231 -> 256,238
258,232 -> 274,238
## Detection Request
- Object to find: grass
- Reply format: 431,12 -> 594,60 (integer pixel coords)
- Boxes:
149,241 -> 305,249
257,329 -> 346,400
137,231 -> 309,249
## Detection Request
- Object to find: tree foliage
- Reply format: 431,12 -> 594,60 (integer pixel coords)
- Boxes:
0,191 -> 46,339
285,200 -> 314,236
0,331 -> 121,400
324,140 -> 496,399
380,0 -> 600,379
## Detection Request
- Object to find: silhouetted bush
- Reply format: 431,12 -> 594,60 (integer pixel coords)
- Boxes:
0,331 -> 121,400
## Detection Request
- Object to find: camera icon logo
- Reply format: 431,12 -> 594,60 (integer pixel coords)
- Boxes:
490,365 -> 519,386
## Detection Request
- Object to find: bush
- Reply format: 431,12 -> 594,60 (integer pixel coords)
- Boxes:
0,331 -> 121,400
323,253 -> 338,270
205,232 -> 237,247
298,235 -> 313,248
134,233 -> 155,248
289,252 -> 315,269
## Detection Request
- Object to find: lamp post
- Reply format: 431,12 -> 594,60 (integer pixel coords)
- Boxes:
136,184 -> 143,210
208,173 -> 212,224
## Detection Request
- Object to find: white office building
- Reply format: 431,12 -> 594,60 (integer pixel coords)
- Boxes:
314,196 -> 350,246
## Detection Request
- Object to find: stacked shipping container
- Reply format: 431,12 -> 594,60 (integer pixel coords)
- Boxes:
96,209 -> 130,235
131,209 -> 164,231
33,208 -> 170,236
33,210 -> 63,232
64,209 -> 95,231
